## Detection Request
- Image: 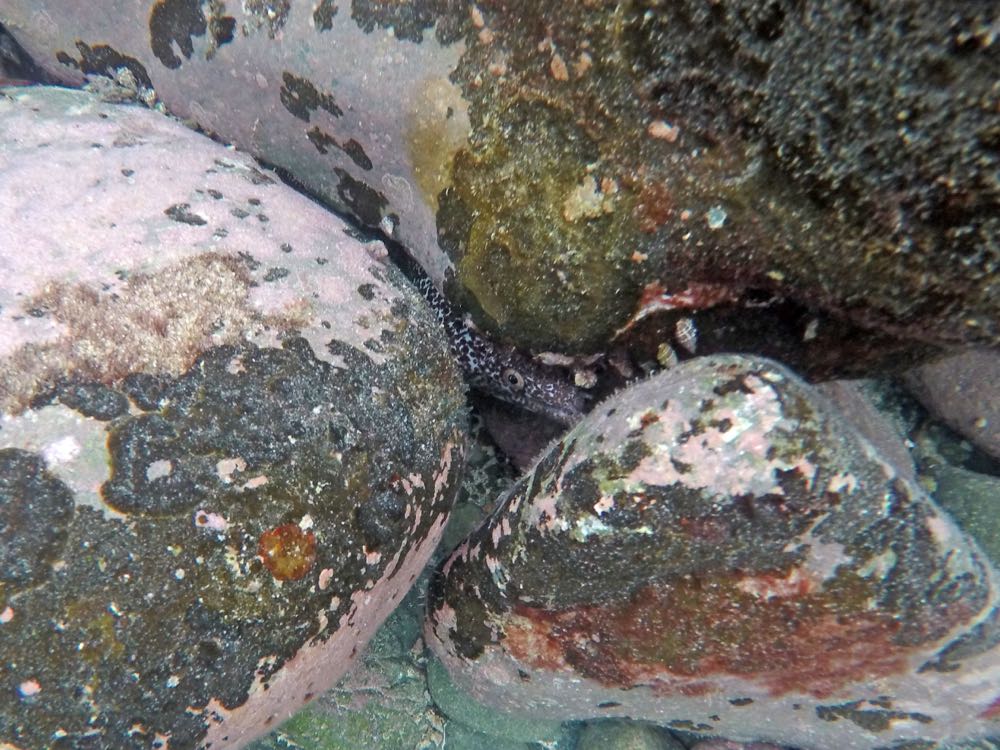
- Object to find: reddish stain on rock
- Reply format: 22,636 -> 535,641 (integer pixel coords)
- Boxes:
639,410 -> 660,428
504,569 -> 924,699
634,180 -> 674,234
258,524 -> 317,581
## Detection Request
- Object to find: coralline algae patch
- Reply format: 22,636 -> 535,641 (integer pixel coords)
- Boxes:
0,86 -> 467,750
426,355 -> 1000,750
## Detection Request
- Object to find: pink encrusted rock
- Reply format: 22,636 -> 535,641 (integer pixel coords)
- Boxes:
2,0 -> 470,293
425,355 -> 1000,750
0,85 -> 466,750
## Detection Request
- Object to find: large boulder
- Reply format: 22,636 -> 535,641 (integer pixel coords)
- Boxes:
426,355 -> 1000,750
0,85 -> 466,750
1,2 -> 996,374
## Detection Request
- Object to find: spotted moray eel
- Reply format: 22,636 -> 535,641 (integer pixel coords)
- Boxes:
389,246 -> 587,425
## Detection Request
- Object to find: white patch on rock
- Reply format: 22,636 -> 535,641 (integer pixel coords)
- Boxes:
18,679 -> 41,697
194,509 -> 230,532
318,569 -> 333,590
571,514 -> 612,541
146,459 -> 173,481
216,457 -> 247,483
42,435 -> 81,465
1,405 -> 120,518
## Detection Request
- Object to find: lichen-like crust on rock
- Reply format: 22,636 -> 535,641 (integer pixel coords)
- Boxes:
426,355 -> 1000,750
0,86 -> 466,750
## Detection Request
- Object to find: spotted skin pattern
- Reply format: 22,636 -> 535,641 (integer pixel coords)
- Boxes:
394,250 -> 587,425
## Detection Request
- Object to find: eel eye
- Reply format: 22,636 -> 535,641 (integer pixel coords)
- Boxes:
502,368 -> 525,391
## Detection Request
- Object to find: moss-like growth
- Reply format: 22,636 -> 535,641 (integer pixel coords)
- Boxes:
440,101 -> 639,351
435,0 -> 998,356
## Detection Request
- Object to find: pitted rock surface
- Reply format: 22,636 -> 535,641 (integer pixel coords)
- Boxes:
425,355 -> 1000,750
0,86 -> 466,750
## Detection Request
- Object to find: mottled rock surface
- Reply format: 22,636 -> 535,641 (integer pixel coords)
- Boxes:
426,355 -> 1000,750
1,2 -> 996,375
0,85 -> 466,750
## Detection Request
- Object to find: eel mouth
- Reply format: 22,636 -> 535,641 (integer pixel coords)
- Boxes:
527,387 -> 590,427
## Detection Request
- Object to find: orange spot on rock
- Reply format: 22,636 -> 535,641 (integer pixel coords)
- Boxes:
258,524 -> 317,581
550,53 -> 569,81
648,119 -> 680,143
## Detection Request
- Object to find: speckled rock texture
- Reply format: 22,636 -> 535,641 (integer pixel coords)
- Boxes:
1,2 -> 996,376
904,349 -> 1000,462
425,355 -> 1000,750
0,85 -> 466,750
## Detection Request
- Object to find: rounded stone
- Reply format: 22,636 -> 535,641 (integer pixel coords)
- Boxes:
425,653 -> 567,746
929,464 -> 1000,564
425,355 -> 1000,750
904,349 -> 1000,462
0,85 -> 466,750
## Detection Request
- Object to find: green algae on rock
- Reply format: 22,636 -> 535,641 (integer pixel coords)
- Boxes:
425,355 -> 1000,750
439,0 -> 1000,354
0,85 -> 466,750
436,99 -> 638,352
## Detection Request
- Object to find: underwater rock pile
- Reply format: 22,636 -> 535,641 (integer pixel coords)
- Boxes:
0,1 -> 997,748
2,1 -> 996,372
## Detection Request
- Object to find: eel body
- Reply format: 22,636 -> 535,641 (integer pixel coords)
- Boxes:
390,247 -> 587,426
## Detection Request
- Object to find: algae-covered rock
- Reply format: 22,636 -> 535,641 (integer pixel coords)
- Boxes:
425,355 -> 1000,750
0,85 -> 466,750
1,1 -> 995,370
